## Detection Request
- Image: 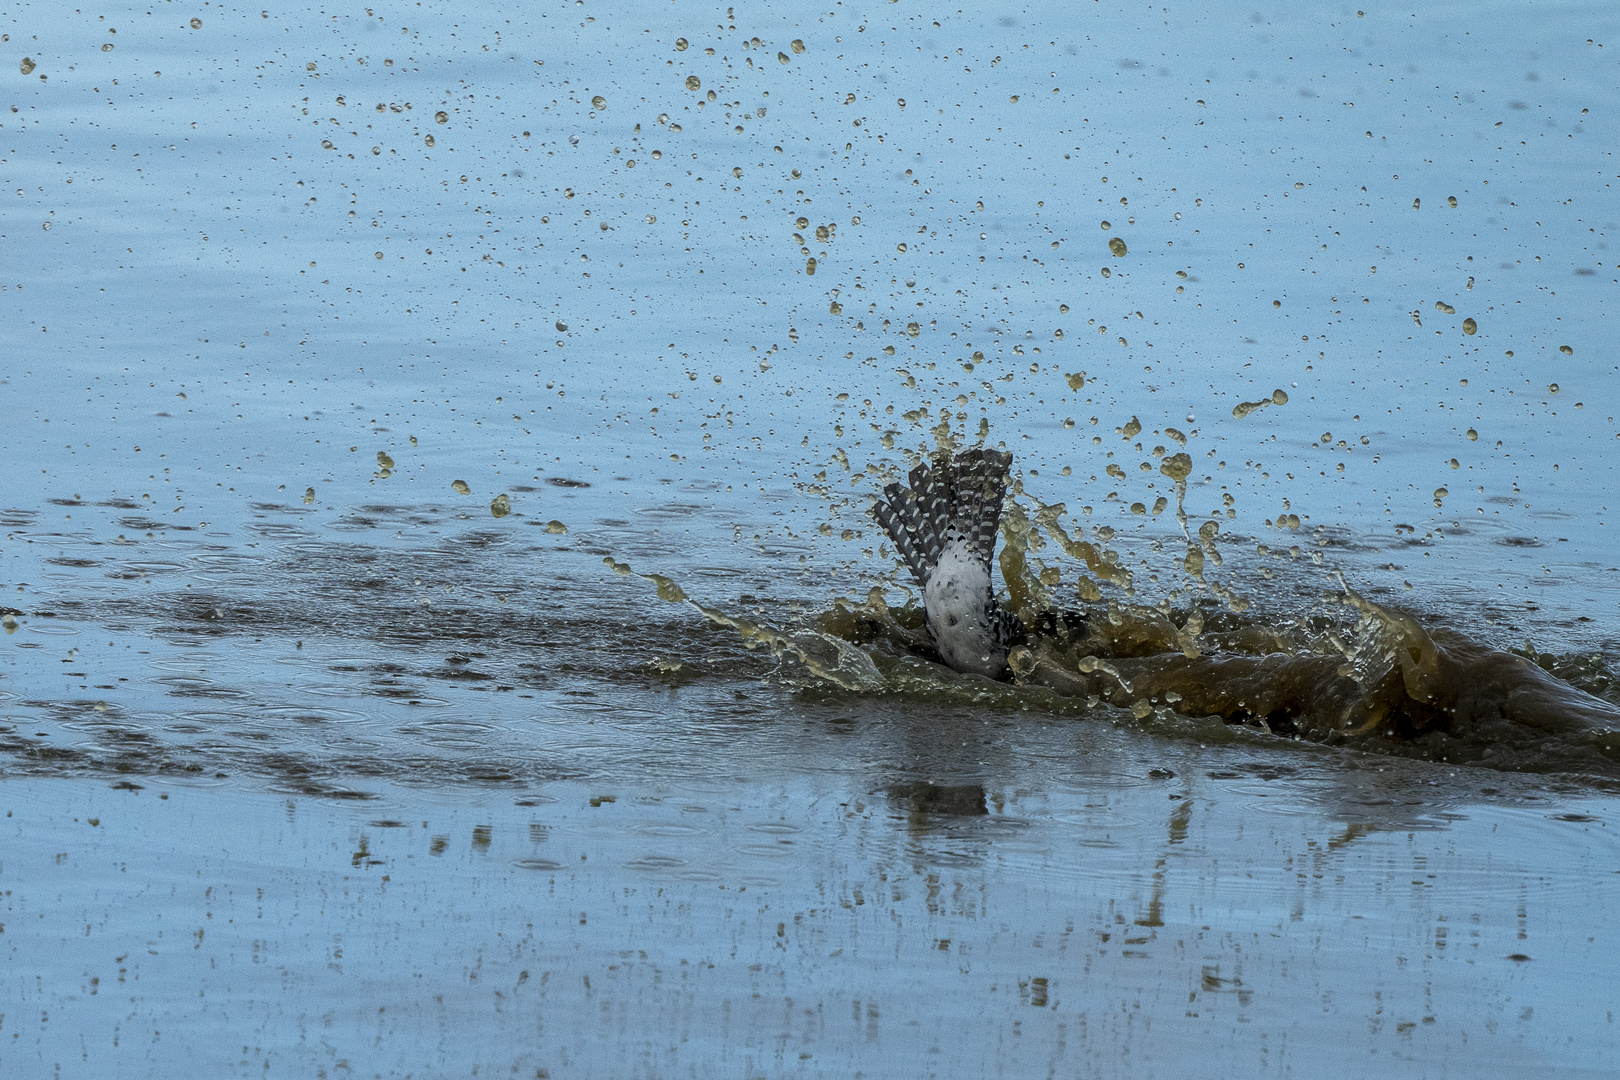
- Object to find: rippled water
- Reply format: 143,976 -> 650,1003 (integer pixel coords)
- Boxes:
3,1 -> 1617,1076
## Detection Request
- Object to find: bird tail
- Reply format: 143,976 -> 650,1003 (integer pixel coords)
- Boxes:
872,448 -> 1013,588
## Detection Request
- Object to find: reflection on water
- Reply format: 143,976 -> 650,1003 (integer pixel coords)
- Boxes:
3,0 -> 1618,1074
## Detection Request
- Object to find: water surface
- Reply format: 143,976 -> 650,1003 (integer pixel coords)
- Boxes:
2,1 -> 1617,1075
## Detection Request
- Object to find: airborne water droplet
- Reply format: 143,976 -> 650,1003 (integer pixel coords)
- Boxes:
1462,317 -> 1477,335
675,38 -> 688,51
435,111 -> 448,124
1108,237 -> 1127,257
452,479 -> 471,495
686,75 -> 701,91
591,95 -> 606,111
791,39 -> 806,54
545,520 -> 568,534
302,487 -> 315,505
490,494 -> 511,518
1559,345 -> 1574,356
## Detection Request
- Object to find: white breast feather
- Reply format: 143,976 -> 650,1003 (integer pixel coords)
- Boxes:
923,538 -> 1002,678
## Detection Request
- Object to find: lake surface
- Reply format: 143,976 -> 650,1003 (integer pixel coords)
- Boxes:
2,1 -> 1617,1075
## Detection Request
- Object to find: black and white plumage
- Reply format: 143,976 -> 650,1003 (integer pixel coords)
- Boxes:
872,448 -> 1023,679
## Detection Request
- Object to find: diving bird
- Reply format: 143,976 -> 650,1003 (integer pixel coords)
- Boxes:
871,447 -> 1023,679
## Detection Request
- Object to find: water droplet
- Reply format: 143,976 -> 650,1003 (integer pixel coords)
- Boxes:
685,75 -> 701,91
1271,388 -> 1289,405
452,480 -> 471,495
591,95 -> 606,111
791,39 -> 806,54
649,575 -> 687,602
1100,220 -> 1111,230
435,111 -> 448,124
424,134 -> 435,147
1159,453 -> 1192,481
0,614 -> 16,635
490,494 -> 511,518
778,51 -> 790,65
1066,372 -> 1086,390
376,451 -> 395,470
555,321 -> 568,332
1108,237 -> 1127,257
1548,383 -> 1559,394
896,242 -> 908,253
1412,197 -> 1421,210
190,17 -> 202,29
1466,428 -> 1479,441
675,38 -> 688,51
805,257 -> 817,275
1462,317 -> 1477,335
102,43 -> 113,52
302,487 -> 315,505
829,301 -> 843,315
545,520 -> 568,534
20,58 -> 36,76
1559,345 -> 1574,356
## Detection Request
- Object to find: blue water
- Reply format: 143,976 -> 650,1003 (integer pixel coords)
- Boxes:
2,1 -> 1617,1075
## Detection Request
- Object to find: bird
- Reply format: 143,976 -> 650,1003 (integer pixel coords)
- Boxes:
871,447 -> 1024,679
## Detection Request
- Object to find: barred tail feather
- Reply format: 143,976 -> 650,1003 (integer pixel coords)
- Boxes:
872,448 -> 1014,588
